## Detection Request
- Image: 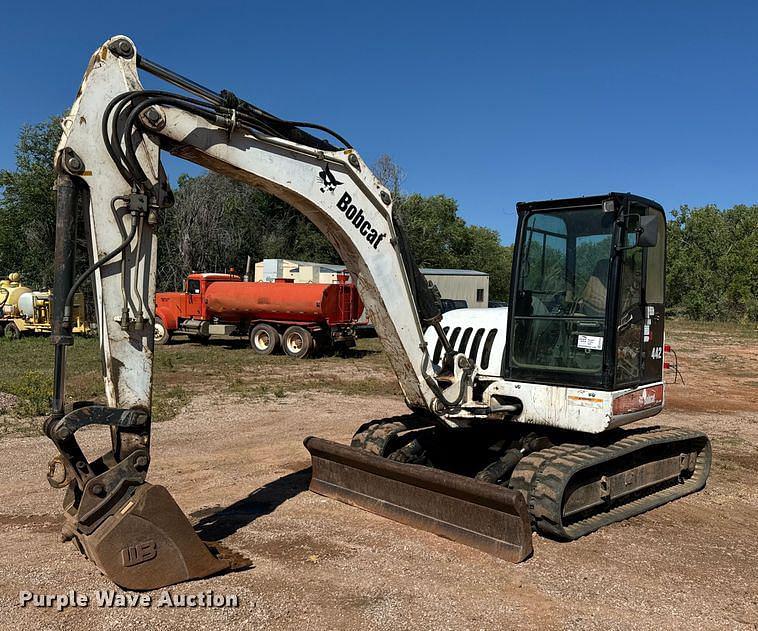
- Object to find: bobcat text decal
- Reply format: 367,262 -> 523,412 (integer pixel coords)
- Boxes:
336,192 -> 386,249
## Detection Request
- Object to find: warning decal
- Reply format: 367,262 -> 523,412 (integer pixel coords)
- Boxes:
577,335 -> 603,351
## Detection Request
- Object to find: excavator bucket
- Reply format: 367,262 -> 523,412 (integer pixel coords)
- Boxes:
304,437 -> 533,563
69,483 -> 235,591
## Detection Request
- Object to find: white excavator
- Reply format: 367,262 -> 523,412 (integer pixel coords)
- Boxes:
45,36 -> 711,590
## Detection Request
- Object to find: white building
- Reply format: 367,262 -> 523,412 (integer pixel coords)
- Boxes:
255,258 -> 348,284
255,258 -> 489,309
420,268 -> 489,309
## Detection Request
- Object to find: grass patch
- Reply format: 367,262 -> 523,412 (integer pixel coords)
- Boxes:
153,385 -> 191,422
667,318 -> 758,341
5,371 -> 53,416
0,334 -> 398,437
1,319 -> 755,438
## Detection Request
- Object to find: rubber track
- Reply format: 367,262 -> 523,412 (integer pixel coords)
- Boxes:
510,427 -> 711,540
508,443 -> 585,529
350,415 -> 430,457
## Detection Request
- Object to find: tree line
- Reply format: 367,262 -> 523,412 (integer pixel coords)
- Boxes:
1,117 -> 756,321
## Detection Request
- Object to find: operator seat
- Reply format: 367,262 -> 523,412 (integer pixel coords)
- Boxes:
576,260 -> 608,317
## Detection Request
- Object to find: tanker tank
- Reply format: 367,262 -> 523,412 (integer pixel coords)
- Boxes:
0,273 -> 34,318
204,279 -> 362,325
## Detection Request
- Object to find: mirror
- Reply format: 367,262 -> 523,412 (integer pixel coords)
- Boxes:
619,213 -> 659,250
637,214 -> 659,247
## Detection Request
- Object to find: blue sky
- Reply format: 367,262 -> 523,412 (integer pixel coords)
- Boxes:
1,2 -> 756,242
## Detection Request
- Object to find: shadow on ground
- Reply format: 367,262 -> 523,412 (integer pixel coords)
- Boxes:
191,468 -> 311,541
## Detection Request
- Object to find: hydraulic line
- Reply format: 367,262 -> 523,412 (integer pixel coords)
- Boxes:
101,87 -> 353,329
131,213 -> 145,327
136,54 -> 351,149
111,95 -> 219,191
137,55 -> 223,105
62,200 -> 137,326
420,347 -> 474,411
102,89 -> 235,191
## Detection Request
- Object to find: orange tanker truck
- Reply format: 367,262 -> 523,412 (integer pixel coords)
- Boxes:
154,273 -> 363,358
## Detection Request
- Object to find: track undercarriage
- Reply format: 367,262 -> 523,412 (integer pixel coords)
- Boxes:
305,415 -> 711,557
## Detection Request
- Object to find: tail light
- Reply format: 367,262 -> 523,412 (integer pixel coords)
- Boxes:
612,384 -> 664,415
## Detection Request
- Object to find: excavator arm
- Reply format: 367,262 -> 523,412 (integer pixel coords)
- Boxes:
45,36 -> 525,590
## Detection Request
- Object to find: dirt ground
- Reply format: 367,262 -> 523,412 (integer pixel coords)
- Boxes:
0,323 -> 756,630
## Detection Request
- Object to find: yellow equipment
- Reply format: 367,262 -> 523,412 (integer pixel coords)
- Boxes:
0,273 -> 88,340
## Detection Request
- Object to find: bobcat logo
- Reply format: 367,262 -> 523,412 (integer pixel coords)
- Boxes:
319,164 -> 342,193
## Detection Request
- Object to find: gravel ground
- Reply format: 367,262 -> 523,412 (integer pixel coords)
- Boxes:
0,329 -> 756,630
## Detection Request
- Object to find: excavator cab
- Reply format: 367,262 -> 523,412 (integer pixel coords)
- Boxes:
507,194 -> 666,391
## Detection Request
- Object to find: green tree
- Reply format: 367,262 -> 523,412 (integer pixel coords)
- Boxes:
395,194 -> 467,269
0,117 -> 62,287
666,204 -> 758,320
395,194 -> 513,300
457,225 -> 513,300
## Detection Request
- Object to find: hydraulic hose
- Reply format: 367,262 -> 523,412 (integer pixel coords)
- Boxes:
62,201 -> 138,326
420,347 -> 474,412
111,94 -> 219,191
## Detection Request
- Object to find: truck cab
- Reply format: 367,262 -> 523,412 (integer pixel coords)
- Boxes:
154,273 -> 240,344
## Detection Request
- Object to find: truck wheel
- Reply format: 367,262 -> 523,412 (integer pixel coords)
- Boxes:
154,318 -> 171,345
4,323 -> 21,340
0,323 -> 4,338
250,323 -> 280,355
282,326 -> 313,359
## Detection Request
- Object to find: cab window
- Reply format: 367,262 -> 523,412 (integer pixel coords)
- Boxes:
615,220 -> 644,385
511,206 -> 614,379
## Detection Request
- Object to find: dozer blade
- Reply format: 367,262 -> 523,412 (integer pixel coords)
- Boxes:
70,483 -> 233,591
304,436 -> 533,563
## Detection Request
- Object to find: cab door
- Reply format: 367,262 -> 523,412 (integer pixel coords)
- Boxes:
185,278 -> 203,319
614,206 -> 666,388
